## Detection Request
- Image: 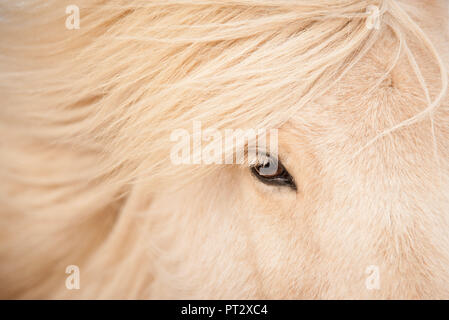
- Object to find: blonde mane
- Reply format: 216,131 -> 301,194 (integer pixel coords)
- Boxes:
0,0 -> 448,298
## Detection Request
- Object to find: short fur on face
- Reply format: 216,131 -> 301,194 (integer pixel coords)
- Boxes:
0,0 -> 448,299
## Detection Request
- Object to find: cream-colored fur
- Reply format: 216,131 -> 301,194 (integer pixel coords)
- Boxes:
0,0 -> 449,299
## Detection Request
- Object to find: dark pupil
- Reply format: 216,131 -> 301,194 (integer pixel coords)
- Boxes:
257,160 -> 281,177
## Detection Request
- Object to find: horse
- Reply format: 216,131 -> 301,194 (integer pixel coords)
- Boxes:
0,0 -> 448,299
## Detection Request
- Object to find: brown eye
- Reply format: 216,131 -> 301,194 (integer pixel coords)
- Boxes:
250,155 -> 296,191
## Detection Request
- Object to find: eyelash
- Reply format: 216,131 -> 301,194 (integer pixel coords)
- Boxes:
249,155 -> 297,191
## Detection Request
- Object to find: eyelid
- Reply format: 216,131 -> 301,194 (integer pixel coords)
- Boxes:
246,149 -> 279,167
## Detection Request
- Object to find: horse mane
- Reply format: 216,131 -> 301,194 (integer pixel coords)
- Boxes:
0,0 -> 447,298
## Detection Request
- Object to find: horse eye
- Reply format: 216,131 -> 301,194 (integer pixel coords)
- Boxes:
250,155 -> 297,191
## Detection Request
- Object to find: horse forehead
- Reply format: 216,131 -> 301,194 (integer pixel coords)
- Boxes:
283,10 -> 449,161
293,43 -> 447,141
284,62 -> 449,170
